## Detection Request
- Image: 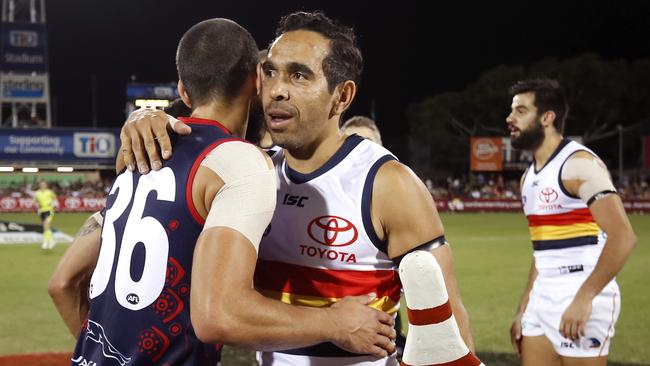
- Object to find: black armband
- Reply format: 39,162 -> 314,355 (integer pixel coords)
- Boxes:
586,190 -> 617,206
392,235 -> 448,266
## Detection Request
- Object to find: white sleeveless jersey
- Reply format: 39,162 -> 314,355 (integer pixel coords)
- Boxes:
521,139 -> 607,272
254,135 -> 401,361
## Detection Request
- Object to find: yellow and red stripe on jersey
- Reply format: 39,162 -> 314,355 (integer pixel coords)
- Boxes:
527,208 -> 600,250
254,260 -> 401,314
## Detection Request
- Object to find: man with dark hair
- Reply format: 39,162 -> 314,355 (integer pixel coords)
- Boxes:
507,79 -> 636,366
49,18 -> 394,366
118,11 -> 478,366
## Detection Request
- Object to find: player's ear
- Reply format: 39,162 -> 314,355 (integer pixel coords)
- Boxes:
330,80 -> 356,117
177,80 -> 192,109
255,64 -> 262,96
541,110 -> 556,128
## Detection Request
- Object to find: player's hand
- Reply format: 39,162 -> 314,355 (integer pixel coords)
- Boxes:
327,293 -> 396,358
510,313 -> 523,357
559,293 -> 593,341
119,108 -> 191,174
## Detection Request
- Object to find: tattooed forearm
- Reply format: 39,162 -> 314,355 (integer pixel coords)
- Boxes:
76,217 -> 101,237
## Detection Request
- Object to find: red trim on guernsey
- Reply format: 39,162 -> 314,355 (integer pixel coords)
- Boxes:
178,116 -> 231,134
186,138 -> 247,225
255,260 -> 401,301
407,301 -> 453,326
401,352 -> 481,366
527,208 -> 594,227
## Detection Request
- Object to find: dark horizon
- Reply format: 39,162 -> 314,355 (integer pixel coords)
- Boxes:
43,0 -> 650,154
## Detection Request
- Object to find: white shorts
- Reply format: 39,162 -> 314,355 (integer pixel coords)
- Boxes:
521,269 -> 620,357
257,351 -> 398,366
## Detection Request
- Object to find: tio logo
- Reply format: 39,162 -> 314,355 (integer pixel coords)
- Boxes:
10,30 -> 38,47
74,133 -> 116,158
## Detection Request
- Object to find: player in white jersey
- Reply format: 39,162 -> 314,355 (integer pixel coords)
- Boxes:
506,79 -> 636,366
118,11 -> 481,366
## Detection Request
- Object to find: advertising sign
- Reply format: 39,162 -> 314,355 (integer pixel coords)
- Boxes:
1,22 -> 48,72
0,128 -> 119,166
470,137 -> 503,171
0,72 -> 48,102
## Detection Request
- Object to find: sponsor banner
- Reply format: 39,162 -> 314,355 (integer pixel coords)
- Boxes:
434,198 -> 650,213
470,137 -> 503,171
0,72 -> 49,102
0,128 -> 118,165
0,220 -> 73,244
1,22 -> 48,72
0,196 -> 106,212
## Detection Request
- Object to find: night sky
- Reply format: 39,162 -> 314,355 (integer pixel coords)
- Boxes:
46,0 -> 650,150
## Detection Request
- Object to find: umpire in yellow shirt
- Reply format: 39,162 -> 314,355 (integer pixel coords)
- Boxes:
34,180 -> 57,249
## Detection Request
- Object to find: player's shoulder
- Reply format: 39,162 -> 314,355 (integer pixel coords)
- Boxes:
568,149 -> 595,159
203,140 -> 272,181
374,160 -> 424,195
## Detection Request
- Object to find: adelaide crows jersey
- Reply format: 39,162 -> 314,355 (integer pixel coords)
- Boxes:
71,117 -> 239,366
255,135 -> 401,362
521,139 -> 607,271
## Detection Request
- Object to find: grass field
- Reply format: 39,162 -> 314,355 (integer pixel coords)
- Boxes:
0,212 -> 648,365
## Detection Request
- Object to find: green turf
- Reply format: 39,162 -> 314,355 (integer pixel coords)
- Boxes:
0,212 -> 647,365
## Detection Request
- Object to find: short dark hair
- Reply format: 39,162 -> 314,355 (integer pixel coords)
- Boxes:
176,18 -> 259,106
274,11 -> 363,93
509,78 -> 568,130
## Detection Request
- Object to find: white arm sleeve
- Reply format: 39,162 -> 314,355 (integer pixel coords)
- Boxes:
200,141 -> 276,252
562,157 -> 616,203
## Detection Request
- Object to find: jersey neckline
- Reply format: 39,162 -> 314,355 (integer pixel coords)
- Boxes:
284,134 -> 364,184
533,138 -> 571,174
178,117 -> 231,135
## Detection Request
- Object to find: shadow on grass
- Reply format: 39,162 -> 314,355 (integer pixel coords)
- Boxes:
222,347 -> 650,366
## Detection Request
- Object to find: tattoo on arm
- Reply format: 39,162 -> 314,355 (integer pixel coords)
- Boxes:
76,218 -> 101,237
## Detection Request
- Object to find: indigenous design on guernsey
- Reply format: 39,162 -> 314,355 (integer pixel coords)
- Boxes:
521,139 -> 606,269
255,135 -> 401,359
72,117 -> 239,366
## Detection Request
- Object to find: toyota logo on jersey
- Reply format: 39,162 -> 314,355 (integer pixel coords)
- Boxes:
539,187 -> 559,203
307,215 -> 358,247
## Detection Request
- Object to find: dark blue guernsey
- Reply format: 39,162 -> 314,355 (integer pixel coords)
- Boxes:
71,117 -> 241,366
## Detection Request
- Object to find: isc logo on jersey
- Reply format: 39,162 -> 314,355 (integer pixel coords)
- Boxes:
74,133 -> 116,158
300,216 -> 359,263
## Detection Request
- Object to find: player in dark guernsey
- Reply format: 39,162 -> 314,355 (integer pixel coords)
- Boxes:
49,18 -> 396,366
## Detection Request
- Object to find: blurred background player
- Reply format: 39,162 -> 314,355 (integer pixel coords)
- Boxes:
341,115 -> 383,145
507,79 -> 636,366
33,180 -> 57,249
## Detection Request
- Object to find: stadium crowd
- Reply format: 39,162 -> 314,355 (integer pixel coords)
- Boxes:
0,179 -> 112,199
2,173 -> 649,201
